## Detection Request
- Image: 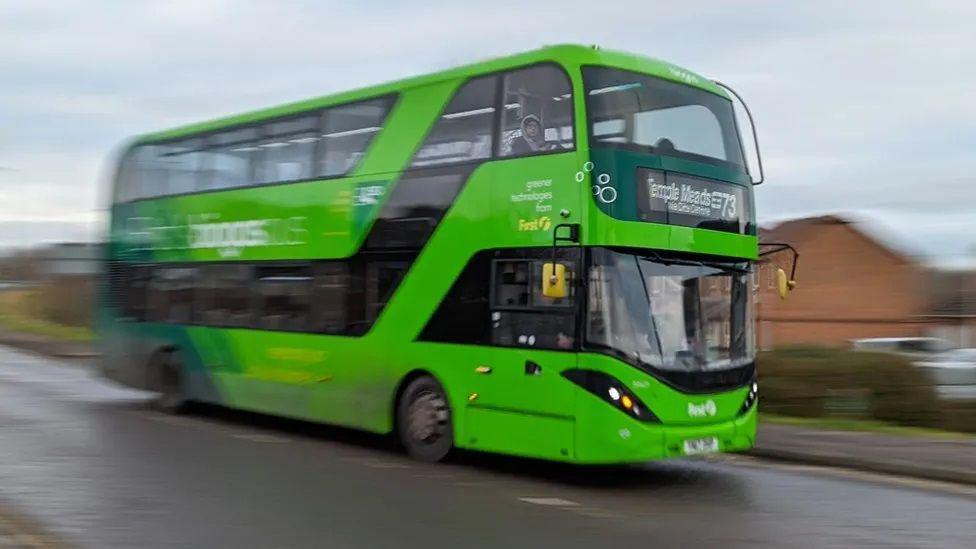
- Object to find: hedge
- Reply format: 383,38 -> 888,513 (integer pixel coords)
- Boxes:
758,346 -> 946,429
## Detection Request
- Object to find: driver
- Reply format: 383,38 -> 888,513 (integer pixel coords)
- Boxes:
510,114 -> 555,155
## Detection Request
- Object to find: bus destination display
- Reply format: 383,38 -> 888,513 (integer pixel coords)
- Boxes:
635,168 -> 749,234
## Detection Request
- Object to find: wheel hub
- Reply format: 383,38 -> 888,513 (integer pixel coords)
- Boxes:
406,390 -> 449,444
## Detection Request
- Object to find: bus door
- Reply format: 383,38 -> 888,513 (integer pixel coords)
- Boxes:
464,254 -> 579,461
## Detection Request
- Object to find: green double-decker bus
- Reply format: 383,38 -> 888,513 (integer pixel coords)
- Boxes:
101,45 -> 764,463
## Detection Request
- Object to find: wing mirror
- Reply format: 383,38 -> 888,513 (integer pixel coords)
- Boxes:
541,262 -> 567,299
775,267 -> 797,300
542,223 -> 580,299
761,243 -> 799,300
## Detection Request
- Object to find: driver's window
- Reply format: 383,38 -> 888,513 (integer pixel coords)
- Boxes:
490,258 -> 576,350
498,65 -> 574,157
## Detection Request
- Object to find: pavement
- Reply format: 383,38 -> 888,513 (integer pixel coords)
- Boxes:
753,423 -> 976,486
0,345 -> 975,548
0,330 -> 96,360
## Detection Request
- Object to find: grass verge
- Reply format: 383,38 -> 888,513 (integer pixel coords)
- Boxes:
0,290 -> 94,343
760,413 -> 975,440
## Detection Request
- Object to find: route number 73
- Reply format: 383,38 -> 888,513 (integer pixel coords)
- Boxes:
712,192 -> 737,219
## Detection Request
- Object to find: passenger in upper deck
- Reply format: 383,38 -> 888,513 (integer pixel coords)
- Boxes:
510,114 -> 558,155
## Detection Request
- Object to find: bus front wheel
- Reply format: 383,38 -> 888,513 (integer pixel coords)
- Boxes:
396,376 -> 453,462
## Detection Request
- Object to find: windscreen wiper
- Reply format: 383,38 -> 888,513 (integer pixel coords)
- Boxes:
641,251 -> 750,274
633,255 -> 665,366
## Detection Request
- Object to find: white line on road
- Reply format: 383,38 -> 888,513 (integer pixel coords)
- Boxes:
518,497 -> 579,507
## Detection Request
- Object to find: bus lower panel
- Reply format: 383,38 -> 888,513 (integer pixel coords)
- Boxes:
453,403 -> 756,464
570,404 -> 757,464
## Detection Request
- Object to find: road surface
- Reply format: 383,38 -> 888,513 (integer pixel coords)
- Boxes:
0,346 -> 974,548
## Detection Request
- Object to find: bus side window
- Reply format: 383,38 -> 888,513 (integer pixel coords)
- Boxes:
489,258 -> 576,350
313,263 -> 349,334
410,76 -> 497,167
256,116 -> 320,184
493,260 -> 531,308
319,98 -> 392,177
256,264 -> 313,331
132,145 -> 167,200
592,119 -> 626,143
418,251 -> 494,345
202,264 -> 254,328
365,261 -> 409,322
121,264 -> 150,321
154,266 -> 196,324
498,64 -> 574,157
158,139 -> 203,196
490,311 -> 576,350
201,127 -> 260,191
114,149 -> 138,203
491,259 -> 574,309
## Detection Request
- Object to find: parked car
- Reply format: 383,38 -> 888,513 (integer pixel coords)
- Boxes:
914,348 -> 976,400
851,337 -> 952,358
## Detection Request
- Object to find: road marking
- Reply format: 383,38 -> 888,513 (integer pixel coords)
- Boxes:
518,497 -> 579,507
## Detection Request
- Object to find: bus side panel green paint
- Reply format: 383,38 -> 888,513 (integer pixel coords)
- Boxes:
466,409 -> 575,461
344,153 -> 584,442
124,152 -> 582,438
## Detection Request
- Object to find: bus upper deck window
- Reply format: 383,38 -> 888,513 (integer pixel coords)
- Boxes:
499,65 -> 574,157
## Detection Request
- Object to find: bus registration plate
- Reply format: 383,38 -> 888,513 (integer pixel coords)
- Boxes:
682,437 -> 719,455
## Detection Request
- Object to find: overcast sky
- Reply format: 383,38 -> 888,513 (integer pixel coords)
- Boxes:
1,0 -> 974,264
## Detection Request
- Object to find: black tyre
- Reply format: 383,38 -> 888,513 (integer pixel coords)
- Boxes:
154,350 -> 189,414
396,376 -> 453,462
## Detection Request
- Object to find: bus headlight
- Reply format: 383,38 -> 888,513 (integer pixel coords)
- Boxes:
562,370 -> 659,423
739,381 -> 758,415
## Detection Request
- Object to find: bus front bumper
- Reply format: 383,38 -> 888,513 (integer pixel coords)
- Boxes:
573,403 -> 757,464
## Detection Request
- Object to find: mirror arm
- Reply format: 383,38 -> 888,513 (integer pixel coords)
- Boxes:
550,223 -> 580,265
713,80 -> 764,185
759,242 -> 799,281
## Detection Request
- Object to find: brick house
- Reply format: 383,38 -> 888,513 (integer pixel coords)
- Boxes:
756,215 -> 948,349
926,269 -> 976,348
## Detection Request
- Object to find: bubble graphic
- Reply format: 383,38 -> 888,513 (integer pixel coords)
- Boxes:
598,186 -> 617,204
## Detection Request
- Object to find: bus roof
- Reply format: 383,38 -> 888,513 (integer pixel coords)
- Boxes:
139,44 -> 726,144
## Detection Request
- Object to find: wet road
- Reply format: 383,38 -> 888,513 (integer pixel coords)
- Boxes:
1,347 -> 974,548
